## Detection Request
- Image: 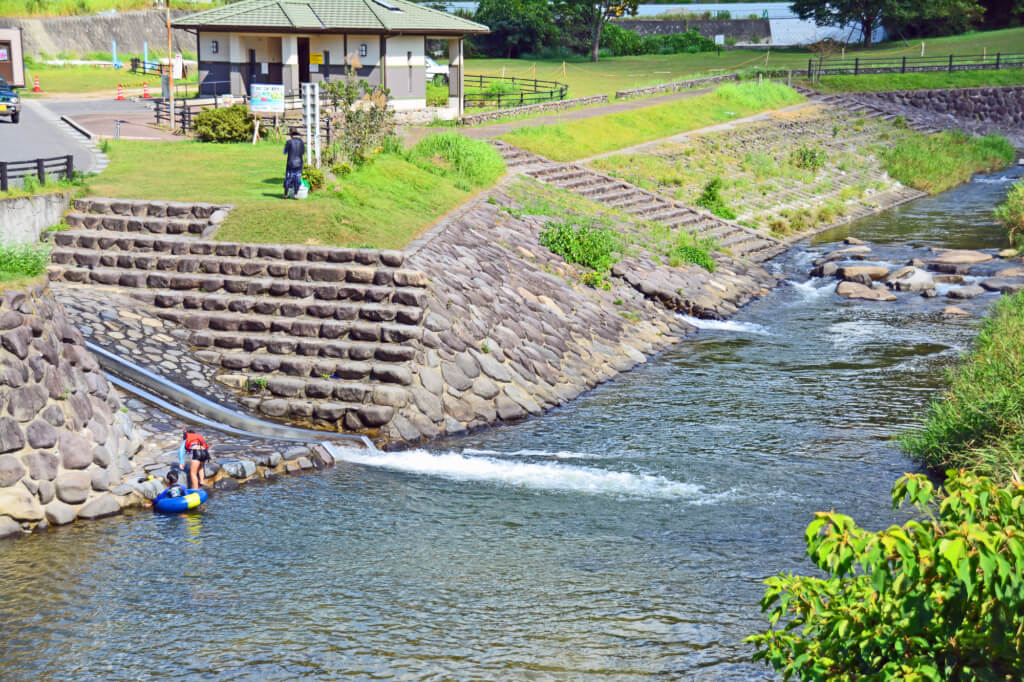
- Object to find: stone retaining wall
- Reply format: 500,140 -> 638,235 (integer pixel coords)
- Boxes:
863,85 -> 1024,128
0,10 -> 192,58
611,18 -> 771,42
0,281 -> 141,539
615,73 -> 739,100
0,192 -> 72,244
460,95 -> 609,126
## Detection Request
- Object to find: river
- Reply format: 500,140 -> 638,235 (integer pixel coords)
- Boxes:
1,166 -> 1021,680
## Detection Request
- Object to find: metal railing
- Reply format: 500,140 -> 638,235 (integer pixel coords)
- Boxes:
808,52 -> 1024,78
463,74 -> 568,109
0,155 -> 75,192
153,95 -> 332,142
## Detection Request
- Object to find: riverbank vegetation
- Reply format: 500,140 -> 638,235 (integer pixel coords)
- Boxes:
812,69 -> 1024,94
995,179 -> 1024,247
901,291 -> 1024,480
878,130 -> 1014,195
0,242 -> 50,283
499,82 -> 803,161
89,133 -> 503,249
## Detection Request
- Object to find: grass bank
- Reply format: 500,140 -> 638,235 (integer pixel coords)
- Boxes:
88,134 -> 503,248
879,130 -> 1014,195
0,242 -> 50,283
499,82 -> 804,161
25,62 -> 196,95
0,0 -> 196,16
901,291 -> 1024,481
812,69 -> 1024,93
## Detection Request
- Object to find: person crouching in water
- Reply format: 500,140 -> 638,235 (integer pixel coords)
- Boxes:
150,469 -> 186,507
179,427 -> 211,490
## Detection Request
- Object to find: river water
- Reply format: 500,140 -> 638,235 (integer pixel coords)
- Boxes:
1,167 -> 1021,680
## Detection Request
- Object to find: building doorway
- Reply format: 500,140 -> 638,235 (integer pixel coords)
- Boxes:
297,37 -> 310,83
0,41 -> 13,83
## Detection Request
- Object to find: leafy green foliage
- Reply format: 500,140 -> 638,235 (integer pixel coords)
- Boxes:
790,0 -> 984,47
880,131 -> 1014,195
995,179 -> 1024,248
473,0 -> 555,58
539,219 -> 620,277
324,72 -> 395,168
0,242 -> 51,281
192,105 -> 253,143
748,468 -> 1024,680
695,177 -> 736,220
301,165 -> 325,191
791,146 -> 827,172
901,291 -> 1024,480
669,244 -> 716,272
601,24 -> 716,56
406,133 -> 506,190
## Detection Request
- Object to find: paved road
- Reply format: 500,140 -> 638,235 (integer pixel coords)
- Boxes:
0,99 -> 96,173
44,98 -> 174,141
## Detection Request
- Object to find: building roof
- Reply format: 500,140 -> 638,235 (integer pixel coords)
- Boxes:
173,0 -> 489,34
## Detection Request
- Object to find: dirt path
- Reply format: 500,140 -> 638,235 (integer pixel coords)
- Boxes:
401,87 -> 715,146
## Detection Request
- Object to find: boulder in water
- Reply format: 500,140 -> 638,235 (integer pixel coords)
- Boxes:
947,284 -> 986,299
837,265 -> 890,282
929,250 -> 992,265
886,267 -> 935,293
844,237 -> 866,245
998,248 -> 1019,258
943,306 -> 970,316
837,281 -> 897,301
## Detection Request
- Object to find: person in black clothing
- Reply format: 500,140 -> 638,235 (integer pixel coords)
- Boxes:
283,128 -> 305,199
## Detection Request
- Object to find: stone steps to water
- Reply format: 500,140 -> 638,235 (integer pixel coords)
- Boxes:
70,197 -> 233,239
489,140 -> 548,171
65,212 -> 209,236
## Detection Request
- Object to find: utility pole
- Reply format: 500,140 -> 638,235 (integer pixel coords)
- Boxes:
167,0 -> 174,132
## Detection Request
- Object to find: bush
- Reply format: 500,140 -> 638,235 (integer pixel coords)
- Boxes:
302,165 -> 325,191
669,244 -> 716,272
995,178 -> 1024,247
539,220 -> 620,273
695,177 -> 736,220
192,105 -> 253,143
0,242 -> 51,281
407,133 -> 505,190
748,468 -> 1024,681
602,24 -> 715,57
791,146 -> 827,172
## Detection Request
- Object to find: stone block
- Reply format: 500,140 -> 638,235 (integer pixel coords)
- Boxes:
221,459 -> 256,479
44,500 -> 76,526
251,451 -> 282,468
333,383 -> 370,403
334,361 -> 371,380
37,479 -> 54,504
393,270 -> 428,287
375,345 -> 416,362
381,325 -> 421,343
77,494 -> 121,520
267,376 -> 305,397
0,454 -> 25,487
372,365 -> 412,385
259,399 -> 290,418
59,429 -> 93,469
0,417 -> 25,454
314,402 -> 347,422
304,379 -> 335,399
372,385 -> 409,408
23,451 -> 58,481
2,325 -> 32,359
357,405 -> 394,427
55,471 -> 91,504
90,467 -> 109,491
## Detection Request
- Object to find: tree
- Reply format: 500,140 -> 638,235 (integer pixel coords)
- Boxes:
791,0 -> 987,47
556,0 -> 639,62
747,469 -> 1024,681
473,0 -> 554,58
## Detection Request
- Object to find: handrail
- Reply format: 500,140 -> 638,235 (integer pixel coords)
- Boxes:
0,155 -> 74,192
86,340 -> 377,451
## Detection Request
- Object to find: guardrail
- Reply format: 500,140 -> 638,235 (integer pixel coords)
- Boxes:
808,52 -> 1024,78
463,74 -> 568,109
0,155 -> 75,192
154,95 -> 332,141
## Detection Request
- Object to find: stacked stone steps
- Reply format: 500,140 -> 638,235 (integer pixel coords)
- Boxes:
810,94 -> 941,134
490,140 -> 548,171
66,197 -> 232,239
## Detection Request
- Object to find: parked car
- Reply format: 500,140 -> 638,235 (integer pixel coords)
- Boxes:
0,75 -> 19,123
425,56 -> 449,84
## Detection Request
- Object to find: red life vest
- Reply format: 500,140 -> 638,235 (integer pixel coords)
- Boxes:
184,432 -> 207,450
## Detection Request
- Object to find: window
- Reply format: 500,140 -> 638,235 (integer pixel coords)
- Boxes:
210,40 -> 218,54
359,43 -> 367,58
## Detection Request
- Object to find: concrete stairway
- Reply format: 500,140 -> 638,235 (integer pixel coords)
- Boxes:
65,197 -> 233,238
490,140 -> 551,172
799,90 -> 943,134
47,232 -> 429,431
526,164 -> 786,263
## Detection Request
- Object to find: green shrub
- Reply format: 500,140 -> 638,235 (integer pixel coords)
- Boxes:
748,468 -> 1024,680
0,242 -> 51,281
407,133 -> 505,190
302,165 -> 325,191
668,244 -> 716,272
192,105 -> 253,143
790,146 -> 827,172
539,220 -> 620,273
995,178 -> 1024,247
602,23 -> 715,57
695,177 -> 736,220
880,131 -> 1014,195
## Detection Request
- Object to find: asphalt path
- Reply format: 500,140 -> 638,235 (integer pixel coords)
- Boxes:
0,99 -> 95,173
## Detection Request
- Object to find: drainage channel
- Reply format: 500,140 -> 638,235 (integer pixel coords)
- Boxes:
86,341 -> 377,452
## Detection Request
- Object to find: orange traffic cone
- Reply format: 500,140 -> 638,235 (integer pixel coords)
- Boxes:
116,83 -> 124,101
142,82 -> 150,99
32,75 -> 41,93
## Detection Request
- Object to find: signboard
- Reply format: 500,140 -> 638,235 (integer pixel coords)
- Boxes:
0,47 -> 8,61
172,52 -> 183,79
250,83 -> 285,113
714,34 -> 725,46
309,52 -> 323,65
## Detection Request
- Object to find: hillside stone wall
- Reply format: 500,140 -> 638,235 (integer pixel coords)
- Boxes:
460,95 -> 609,126
0,281 -> 140,539
611,18 -> 771,42
0,10 -> 192,58
615,73 -> 739,100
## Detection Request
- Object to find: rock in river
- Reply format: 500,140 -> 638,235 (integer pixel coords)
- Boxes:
836,281 -> 897,301
836,266 -> 889,282
946,284 -> 986,299
885,267 -> 935,293
929,250 -> 992,265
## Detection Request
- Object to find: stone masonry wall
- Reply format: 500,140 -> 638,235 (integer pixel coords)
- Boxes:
611,18 -> 771,42
0,192 -> 72,245
0,10 -> 193,58
460,95 -> 609,126
615,73 -> 740,100
0,281 -> 140,539
864,86 -> 1024,129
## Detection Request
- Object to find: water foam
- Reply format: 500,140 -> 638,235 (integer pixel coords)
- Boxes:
677,314 -> 771,335
786,278 -> 837,300
332,447 -> 713,500
463,447 -> 598,460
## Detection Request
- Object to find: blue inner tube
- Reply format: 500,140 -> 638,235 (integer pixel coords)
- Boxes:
154,488 -> 208,514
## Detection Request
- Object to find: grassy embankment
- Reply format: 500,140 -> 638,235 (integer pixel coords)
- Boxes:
499,81 -> 804,161
878,130 -> 1015,194
0,242 -> 50,289
0,0 -> 198,15
87,133 -> 503,248
813,69 -> 1024,93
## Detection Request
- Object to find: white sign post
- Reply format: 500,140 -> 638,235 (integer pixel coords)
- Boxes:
301,82 -> 321,168
172,52 -> 184,80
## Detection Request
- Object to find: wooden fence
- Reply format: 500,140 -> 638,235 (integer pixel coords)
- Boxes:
0,155 -> 75,192
153,96 -> 332,142
808,52 -> 1024,78
463,74 -> 568,109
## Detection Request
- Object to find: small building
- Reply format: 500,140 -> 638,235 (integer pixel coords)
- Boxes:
0,27 -> 26,88
172,0 -> 488,113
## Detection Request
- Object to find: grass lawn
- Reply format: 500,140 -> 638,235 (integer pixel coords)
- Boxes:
499,81 -> 804,161
88,136 -> 503,248
26,63 -> 196,95
811,68 -> 1024,93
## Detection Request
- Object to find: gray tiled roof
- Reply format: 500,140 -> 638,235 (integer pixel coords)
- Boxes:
173,0 -> 489,33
